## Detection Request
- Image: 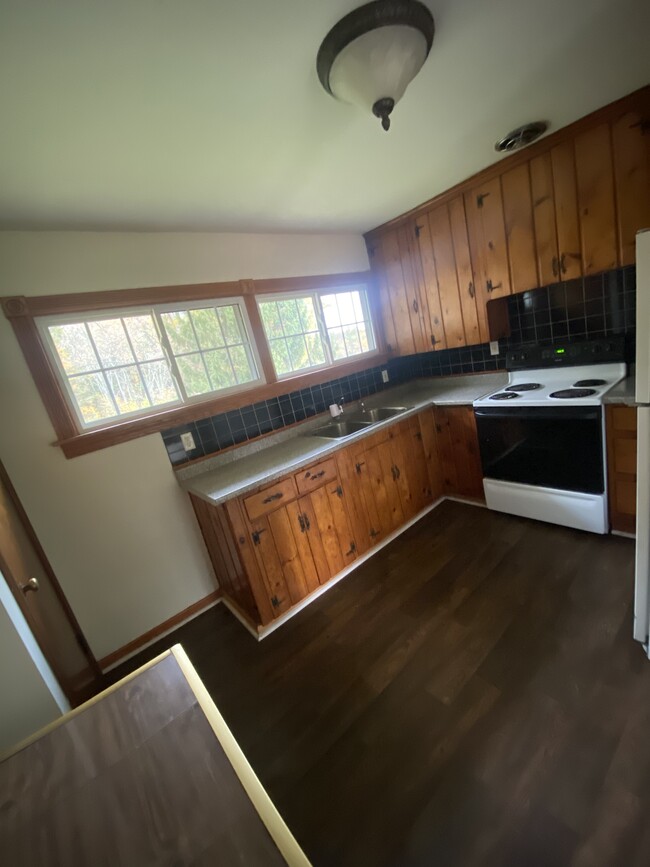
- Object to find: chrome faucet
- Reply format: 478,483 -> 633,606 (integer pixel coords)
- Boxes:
338,396 -> 345,414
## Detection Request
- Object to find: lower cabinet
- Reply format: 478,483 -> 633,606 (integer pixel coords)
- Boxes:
606,405 -> 637,533
190,405 -> 483,632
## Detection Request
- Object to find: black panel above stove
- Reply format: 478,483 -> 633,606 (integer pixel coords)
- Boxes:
506,336 -> 625,371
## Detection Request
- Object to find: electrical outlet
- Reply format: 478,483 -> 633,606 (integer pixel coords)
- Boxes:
489,340 -> 500,356
181,432 -> 196,451
381,369 -> 389,383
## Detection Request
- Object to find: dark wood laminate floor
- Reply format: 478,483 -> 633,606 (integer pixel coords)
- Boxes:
114,500 -> 648,867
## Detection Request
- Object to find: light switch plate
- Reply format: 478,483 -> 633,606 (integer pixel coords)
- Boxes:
489,340 -> 500,356
382,369 -> 389,383
181,432 -> 196,451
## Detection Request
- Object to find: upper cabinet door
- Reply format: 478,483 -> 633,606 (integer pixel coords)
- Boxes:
372,229 -> 417,355
501,163 -> 539,294
550,141 -> 583,279
612,108 -> 650,266
574,124 -> 618,275
448,196 -> 481,347
396,223 -> 430,353
530,152 -> 560,286
465,177 -> 512,342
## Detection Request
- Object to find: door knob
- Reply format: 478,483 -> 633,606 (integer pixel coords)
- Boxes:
21,577 -> 39,593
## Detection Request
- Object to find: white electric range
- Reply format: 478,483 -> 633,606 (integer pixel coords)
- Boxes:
473,338 -> 627,534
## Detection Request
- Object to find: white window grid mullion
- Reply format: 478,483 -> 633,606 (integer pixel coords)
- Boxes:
119,316 -> 154,408
83,322 -> 120,416
184,311 -> 214,391
152,310 -> 190,402
312,292 -> 334,365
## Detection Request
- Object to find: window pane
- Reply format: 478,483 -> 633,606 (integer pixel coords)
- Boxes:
269,339 -> 291,376
160,311 -> 198,355
343,325 -> 362,356
229,345 -> 256,384
140,360 -> 179,404
286,335 -> 310,371
49,323 -> 99,375
218,306 -> 242,345
321,295 -> 340,329
204,348 -> 236,390
305,332 -> 326,365
124,315 -> 163,361
69,373 -> 115,423
329,327 -> 347,360
190,308 -> 224,350
337,293 -> 357,325
106,366 -> 150,413
352,292 -> 364,321
258,301 -> 283,338
278,300 -> 303,336
176,353 -> 211,397
88,319 -> 134,368
358,322 -> 370,352
296,297 -> 318,332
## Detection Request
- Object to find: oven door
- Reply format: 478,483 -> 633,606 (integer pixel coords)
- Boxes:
474,405 -> 604,494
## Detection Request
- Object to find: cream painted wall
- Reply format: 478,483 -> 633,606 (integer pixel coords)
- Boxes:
0,231 -> 369,660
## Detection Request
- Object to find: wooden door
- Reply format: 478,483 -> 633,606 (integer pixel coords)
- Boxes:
501,162 -> 539,293
448,196 -> 481,347
397,223 -> 430,352
434,407 -> 484,499
336,447 -> 376,554
612,108 -> 650,266
299,480 -> 356,584
418,407 -> 444,500
465,178 -> 512,342
367,239 -> 398,354
530,152 -> 560,285
389,417 -> 433,519
374,229 -> 418,355
550,141 -> 582,279
417,204 -> 464,349
574,123 -> 618,274
0,462 -> 101,705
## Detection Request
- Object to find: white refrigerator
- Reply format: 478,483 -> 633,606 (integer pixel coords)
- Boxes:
634,228 -> 650,655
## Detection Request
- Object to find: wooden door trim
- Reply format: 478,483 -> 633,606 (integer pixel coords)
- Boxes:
0,460 -> 103,701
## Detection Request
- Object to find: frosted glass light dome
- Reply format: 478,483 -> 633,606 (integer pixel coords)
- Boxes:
317,1 -> 434,131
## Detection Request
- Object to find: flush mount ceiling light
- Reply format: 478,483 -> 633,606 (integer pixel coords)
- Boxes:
317,0 -> 434,132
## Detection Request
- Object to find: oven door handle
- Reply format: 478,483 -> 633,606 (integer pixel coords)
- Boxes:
473,407 -> 602,421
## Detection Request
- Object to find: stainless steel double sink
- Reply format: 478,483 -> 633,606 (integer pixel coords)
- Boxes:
310,406 -> 411,439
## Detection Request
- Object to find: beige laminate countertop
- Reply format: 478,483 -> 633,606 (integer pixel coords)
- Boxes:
603,375 -> 637,406
180,372 -> 506,506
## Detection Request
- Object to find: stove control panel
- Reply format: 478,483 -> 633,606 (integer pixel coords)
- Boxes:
507,336 -> 625,370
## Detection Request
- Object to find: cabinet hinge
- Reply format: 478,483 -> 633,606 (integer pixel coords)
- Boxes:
345,542 -> 357,556
298,513 -> 306,533
370,528 -> 380,539
415,224 -> 422,238
333,485 -> 343,497
476,191 -> 490,208
271,595 -> 280,608
355,461 -> 365,474
252,529 -> 266,545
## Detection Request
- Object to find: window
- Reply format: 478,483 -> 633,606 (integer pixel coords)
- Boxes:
38,299 -> 263,428
258,287 -> 376,378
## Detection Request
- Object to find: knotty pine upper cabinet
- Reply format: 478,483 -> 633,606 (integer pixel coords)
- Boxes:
612,106 -> 650,266
415,197 -> 480,349
368,226 -> 430,356
464,177 -> 512,343
574,124 -> 618,275
500,163 -> 539,294
550,140 -> 583,279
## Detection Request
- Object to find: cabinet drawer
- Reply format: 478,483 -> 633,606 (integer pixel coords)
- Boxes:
243,477 -> 297,522
295,458 -> 338,495
611,406 -> 637,432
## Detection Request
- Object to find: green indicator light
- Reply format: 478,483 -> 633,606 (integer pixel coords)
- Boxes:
555,348 -> 565,354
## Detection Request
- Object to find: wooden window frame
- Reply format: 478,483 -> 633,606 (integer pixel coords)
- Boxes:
2,272 -> 387,458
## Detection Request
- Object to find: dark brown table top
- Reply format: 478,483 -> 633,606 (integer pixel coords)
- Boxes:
0,646 -> 309,866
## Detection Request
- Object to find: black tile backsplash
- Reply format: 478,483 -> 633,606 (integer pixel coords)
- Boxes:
162,265 -> 635,465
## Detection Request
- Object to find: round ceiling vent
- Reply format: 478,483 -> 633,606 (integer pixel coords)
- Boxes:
495,121 -> 548,153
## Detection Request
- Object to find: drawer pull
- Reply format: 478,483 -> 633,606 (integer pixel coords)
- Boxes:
303,512 -> 311,531
251,529 -> 266,545
412,298 -> 419,314
468,281 -> 475,299
332,485 -> 343,497
298,514 -> 306,533
312,470 -> 326,480
262,491 -> 283,504
355,461 -> 365,474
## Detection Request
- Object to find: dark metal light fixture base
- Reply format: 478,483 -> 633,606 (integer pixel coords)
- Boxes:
372,97 -> 395,131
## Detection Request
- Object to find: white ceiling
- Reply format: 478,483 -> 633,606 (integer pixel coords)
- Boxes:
1,0 -> 649,234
